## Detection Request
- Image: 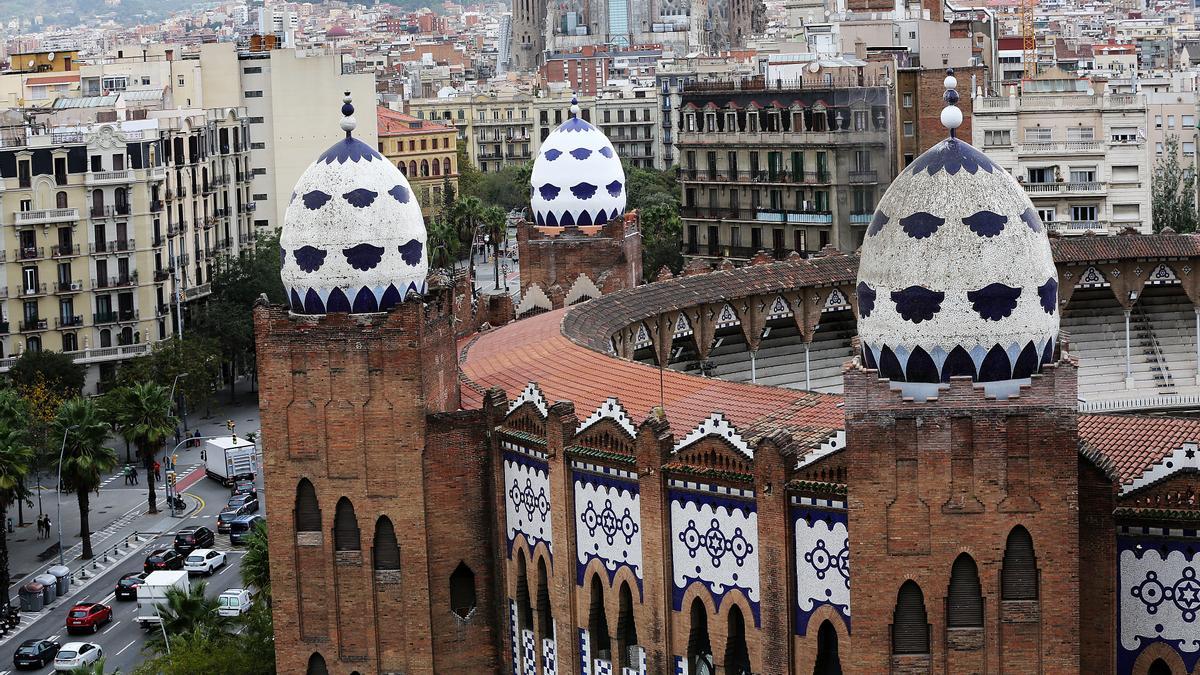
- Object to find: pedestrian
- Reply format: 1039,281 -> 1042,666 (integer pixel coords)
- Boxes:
131,465 -> 138,485
153,460 -> 161,482
35,515 -> 41,539
40,514 -> 47,539
174,426 -> 181,447
43,516 -> 51,540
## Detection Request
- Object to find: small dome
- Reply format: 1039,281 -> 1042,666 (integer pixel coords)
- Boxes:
530,97 -> 626,227
280,93 -> 427,314
856,73 -> 1058,398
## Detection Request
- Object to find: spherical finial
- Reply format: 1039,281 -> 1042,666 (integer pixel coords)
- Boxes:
941,70 -> 961,137
569,94 -> 580,118
940,106 -> 963,130
340,91 -> 356,137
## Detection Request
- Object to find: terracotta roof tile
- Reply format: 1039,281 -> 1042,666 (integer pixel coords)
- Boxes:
1079,414 -> 1200,486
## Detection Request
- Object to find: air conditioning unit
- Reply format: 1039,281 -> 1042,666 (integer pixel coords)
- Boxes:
70,281 -> 83,291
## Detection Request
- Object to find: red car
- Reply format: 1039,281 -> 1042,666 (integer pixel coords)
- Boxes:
65,603 -> 112,634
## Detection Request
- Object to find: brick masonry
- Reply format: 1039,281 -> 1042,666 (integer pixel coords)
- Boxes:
516,213 -> 642,312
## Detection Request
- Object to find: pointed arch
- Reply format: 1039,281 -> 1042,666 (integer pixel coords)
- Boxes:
1148,658 -> 1173,675
724,604 -> 752,675
516,550 -> 533,630
306,652 -> 329,675
1001,525 -> 1038,600
372,516 -> 399,571
813,619 -> 842,675
294,478 -> 321,532
947,553 -> 983,627
588,573 -> 611,660
332,497 -> 360,551
615,580 -> 638,669
450,561 -> 477,618
891,580 -> 929,655
687,597 -> 713,674
536,556 -> 552,638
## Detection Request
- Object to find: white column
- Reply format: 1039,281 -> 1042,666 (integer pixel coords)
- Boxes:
1125,309 -> 1134,389
805,343 -> 811,390
750,351 -> 756,384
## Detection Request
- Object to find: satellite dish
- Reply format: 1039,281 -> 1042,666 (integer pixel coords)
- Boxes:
808,61 -> 820,73
47,52 -> 54,61
27,59 -> 34,68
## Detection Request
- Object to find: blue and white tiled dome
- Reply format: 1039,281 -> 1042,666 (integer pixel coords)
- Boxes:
280,94 -> 427,314
530,96 -> 626,227
856,72 -> 1059,399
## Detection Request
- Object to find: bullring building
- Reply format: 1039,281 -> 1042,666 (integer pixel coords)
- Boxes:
257,81 -> 1200,675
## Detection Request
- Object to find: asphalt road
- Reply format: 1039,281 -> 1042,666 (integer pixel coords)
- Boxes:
0,469 -> 263,674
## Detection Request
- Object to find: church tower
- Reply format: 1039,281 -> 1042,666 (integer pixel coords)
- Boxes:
256,95 -> 499,675
843,72 -> 1080,674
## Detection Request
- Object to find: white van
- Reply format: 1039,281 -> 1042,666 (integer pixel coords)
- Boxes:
217,588 -> 253,617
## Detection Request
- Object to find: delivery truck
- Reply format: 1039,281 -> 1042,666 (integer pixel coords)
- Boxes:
202,436 -> 257,486
136,570 -> 189,628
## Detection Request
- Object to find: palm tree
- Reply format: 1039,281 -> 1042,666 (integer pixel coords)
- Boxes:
482,205 -> 508,290
239,520 -> 270,604
0,414 -> 32,601
54,398 -> 118,560
449,196 -> 486,257
145,580 -> 228,654
97,386 -> 135,463
426,218 -> 461,270
111,382 -> 178,514
68,658 -> 106,675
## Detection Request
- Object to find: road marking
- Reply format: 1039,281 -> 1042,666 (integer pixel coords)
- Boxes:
105,620 -> 121,632
115,640 -> 136,656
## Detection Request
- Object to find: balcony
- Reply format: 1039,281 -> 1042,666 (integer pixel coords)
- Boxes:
51,244 -> 80,257
681,170 -> 832,185
1048,219 -> 1111,233
85,169 -> 134,186
681,207 -> 834,224
850,212 -> 874,224
155,303 -> 170,317
244,201 -> 256,212
117,309 -> 138,322
18,283 -> 46,297
109,239 -> 136,253
150,199 -> 163,212
55,280 -> 83,293
115,204 -> 130,216
165,188 -> 174,201
93,311 -> 118,324
183,282 -> 211,300
1017,141 -> 1106,155
19,318 -> 47,332
148,166 -> 167,180
1022,181 -> 1106,196
153,269 -> 170,282
849,170 -> 878,184
92,273 -> 138,290
677,128 -> 890,148
89,242 -> 107,254
15,246 -> 44,261
15,208 -> 79,226
55,315 -> 83,329
177,185 -> 187,198
90,205 -> 113,220
976,93 -> 1141,113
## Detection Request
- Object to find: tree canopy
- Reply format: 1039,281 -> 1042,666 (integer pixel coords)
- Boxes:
1152,135 -> 1199,233
7,350 -> 85,399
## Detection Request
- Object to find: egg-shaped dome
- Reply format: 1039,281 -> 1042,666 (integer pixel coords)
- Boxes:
280,95 -> 427,314
856,74 -> 1058,399
530,97 -> 626,227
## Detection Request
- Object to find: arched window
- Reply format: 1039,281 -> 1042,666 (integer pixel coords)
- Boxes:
372,516 -> 399,571
114,187 -> 127,208
1001,526 -> 1038,600
398,161 -> 407,176
56,191 -> 68,209
409,161 -> 417,176
294,479 -> 321,532
616,581 -> 638,669
516,551 -> 533,630
947,553 -> 984,628
306,652 -> 329,675
536,558 -> 552,638
432,159 -> 441,176
450,561 -> 476,618
62,333 -> 77,352
99,329 -> 111,348
92,189 -> 104,212
892,581 -> 929,655
588,574 -> 611,660
1149,659 -> 1173,675
420,160 -> 430,176
687,598 -> 713,675
724,605 -> 751,675
333,497 -> 360,551
443,157 -> 451,175
813,620 -> 842,675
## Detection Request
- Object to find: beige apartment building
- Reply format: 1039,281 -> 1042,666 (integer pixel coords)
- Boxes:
973,74 -> 1152,234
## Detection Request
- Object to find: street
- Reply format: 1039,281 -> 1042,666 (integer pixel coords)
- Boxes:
0,390 -> 263,674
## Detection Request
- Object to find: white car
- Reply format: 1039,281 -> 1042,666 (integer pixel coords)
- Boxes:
183,548 -> 226,576
54,642 -> 103,671
218,588 -> 253,617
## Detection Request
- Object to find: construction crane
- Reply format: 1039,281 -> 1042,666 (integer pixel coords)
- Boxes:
1021,0 -> 1037,79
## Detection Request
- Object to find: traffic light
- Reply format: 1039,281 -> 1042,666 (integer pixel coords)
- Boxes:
167,471 -> 177,487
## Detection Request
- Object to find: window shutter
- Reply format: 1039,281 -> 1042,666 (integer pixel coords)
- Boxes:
947,555 -> 984,627
332,498 -> 360,551
372,517 -> 399,571
294,479 -> 321,532
892,581 -> 929,655
1002,527 -> 1038,600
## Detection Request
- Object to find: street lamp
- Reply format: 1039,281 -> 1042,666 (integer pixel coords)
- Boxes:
55,424 -> 78,567
170,372 -> 188,432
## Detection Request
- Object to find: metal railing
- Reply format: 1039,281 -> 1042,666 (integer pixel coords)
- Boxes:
15,208 -> 79,226
15,246 -> 43,261
51,244 -> 80,257
19,318 -> 47,331
18,283 -> 46,297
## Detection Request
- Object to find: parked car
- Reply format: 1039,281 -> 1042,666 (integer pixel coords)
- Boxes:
144,549 -> 184,573
184,549 -> 226,576
65,603 -> 112,634
173,526 -> 215,554
228,515 -> 265,545
114,572 -> 146,600
12,639 -> 59,670
217,501 -> 257,533
232,475 -> 257,498
53,642 -> 102,672
227,493 -> 259,513
217,588 -> 253,617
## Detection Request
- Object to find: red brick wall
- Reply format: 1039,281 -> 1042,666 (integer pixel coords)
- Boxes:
1078,458 -> 1116,675
516,214 -> 642,310
843,362 -> 1081,675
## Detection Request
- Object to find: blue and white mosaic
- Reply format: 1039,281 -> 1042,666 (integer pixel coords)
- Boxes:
522,629 -> 537,675
793,508 -> 850,635
543,630 -> 558,675
530,98 -> 626,228
1118,537 -> 1200,673
504,452 -> 553,556
670,489 -> 760,625
580,628 -> 592,675
575,472 -> 643,587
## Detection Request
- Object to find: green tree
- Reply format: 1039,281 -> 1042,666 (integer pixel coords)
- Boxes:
467,163 -> 532,215
440,175 -> 457,219
640,201 -> 685,281
449,195 -> 487,252
456,139 -> 482,197
482,204 -> 508,290
109,382 -> 177,515
623,163 -> 680,212
240,520 -> 270,603
68,658 -> 107,675
134,623 -> 273,675
154,580 -> 228,639
7,350 -> 85,398
0,391 -> 32,598
114,337 -> 221,429
54,398 -> 118,559
1152,135 -> 1199,233
427,218 -> 462,270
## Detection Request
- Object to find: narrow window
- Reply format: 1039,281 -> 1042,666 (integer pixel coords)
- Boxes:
1148,659 -> 1173,675
332,497 -> 360,551
294,479 -> 320,532
588,574 -> 611,661
947,553 -> 984,627
892,581 -> 929,655
450,561 -> 477,618
306,652 -> 329,675
536,558 -> 552,638
516,552 -> 533,630
687,598 -> 713,674
723,605 -> 751,675
616,581 -> 638,669
372,517 -> 399,571
1001,526 -> 1038,600
813,620 -> 842,675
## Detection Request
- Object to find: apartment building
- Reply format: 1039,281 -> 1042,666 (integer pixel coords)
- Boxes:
594,87 -> 663,169
0,101 -> 252,392
377,107 -> 458,217
655,53 -> 761,168
973,74 -> 1151,235
676,78 -> 895,259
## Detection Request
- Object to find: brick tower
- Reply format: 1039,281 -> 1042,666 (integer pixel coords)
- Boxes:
257,95 -> 498,675
843,73 -> 1080,674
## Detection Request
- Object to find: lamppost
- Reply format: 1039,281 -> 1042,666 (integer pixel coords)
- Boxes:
55,424 -> 78,567
170,372 -> 189,432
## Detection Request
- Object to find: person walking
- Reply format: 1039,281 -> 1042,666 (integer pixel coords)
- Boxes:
44,516 -> 51,541
35,515 -> 42,539
153,460 -> 161,482
130,465 -> 138,485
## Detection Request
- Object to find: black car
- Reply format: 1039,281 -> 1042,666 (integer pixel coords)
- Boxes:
229,515 -> 265,545
114,572 -> 145,600
216,507 -> 249,534
232,476 -> 257,499
12,639 -> 59,669
173,526 -> 215,554
144,549 -> 184,573
227,493 -> 259,513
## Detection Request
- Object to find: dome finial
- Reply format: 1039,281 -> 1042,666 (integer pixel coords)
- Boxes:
569,94 -> 580,118
941,68 -> 962,139
340,91 -> 356,138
